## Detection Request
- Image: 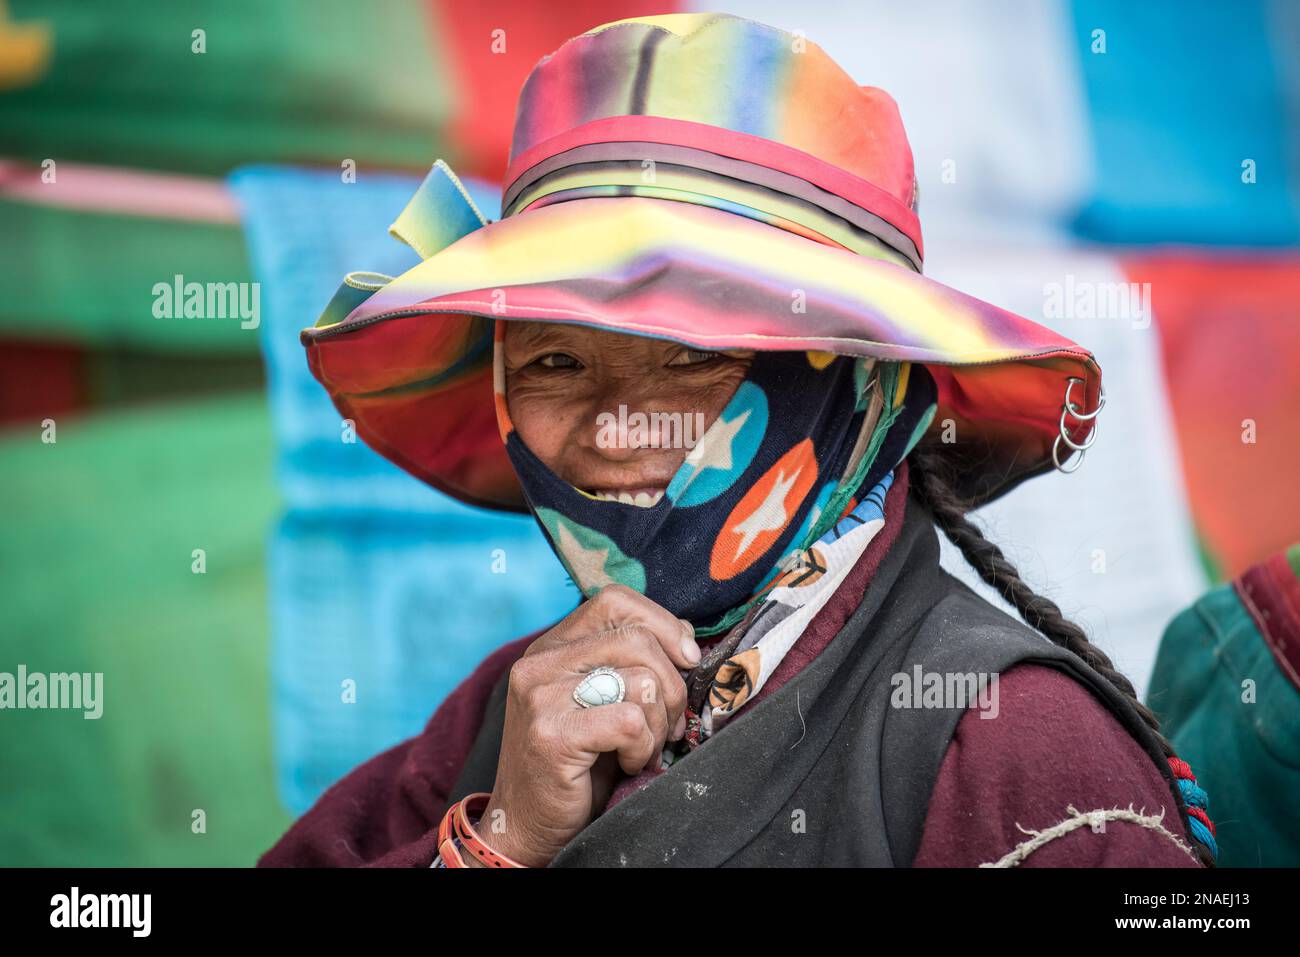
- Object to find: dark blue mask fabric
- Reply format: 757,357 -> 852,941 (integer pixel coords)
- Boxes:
494,335 -> 937,634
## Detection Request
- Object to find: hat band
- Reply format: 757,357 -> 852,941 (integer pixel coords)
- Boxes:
503,115 -> 923,259
502,141 -> 922,271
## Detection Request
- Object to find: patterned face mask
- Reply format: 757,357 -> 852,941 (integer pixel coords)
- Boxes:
492,320 -> 937,635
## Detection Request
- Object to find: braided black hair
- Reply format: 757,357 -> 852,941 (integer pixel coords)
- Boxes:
907,441 -> 1216,868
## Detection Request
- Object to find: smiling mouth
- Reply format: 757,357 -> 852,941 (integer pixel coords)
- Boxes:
582,486 -> 667,507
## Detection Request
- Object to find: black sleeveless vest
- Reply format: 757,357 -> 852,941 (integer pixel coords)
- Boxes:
446,494 -> 1198,866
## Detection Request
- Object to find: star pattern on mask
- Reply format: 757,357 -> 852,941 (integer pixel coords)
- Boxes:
678,407 -> 751,495
731,464 -> 802,561
554,520 -> 615,594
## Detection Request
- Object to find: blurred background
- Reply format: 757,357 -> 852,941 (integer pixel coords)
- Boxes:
1,0 -> 1297,866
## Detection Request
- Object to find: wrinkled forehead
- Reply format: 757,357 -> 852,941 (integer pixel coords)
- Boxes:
499,319 -> 684,355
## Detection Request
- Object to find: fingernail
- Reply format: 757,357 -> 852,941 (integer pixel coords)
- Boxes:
673,714 -> 687,740
682,637 -> 701,665
679,620 -> 700,664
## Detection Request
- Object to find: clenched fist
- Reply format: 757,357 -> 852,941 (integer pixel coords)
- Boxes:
461,584 -> 701,868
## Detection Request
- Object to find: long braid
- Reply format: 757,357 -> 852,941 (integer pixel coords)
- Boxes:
907,442 -> 1216,868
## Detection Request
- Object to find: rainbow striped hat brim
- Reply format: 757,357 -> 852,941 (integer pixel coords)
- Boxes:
302,13 -> 1102,512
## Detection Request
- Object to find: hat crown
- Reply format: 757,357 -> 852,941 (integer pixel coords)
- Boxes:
303,13 -> 1102,516
503,13 -> 922,267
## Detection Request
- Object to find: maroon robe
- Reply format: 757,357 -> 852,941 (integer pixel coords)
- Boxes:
259,471 -> 1202,868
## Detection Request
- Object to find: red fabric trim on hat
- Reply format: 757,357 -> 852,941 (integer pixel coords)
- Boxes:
503,115 -> 924,260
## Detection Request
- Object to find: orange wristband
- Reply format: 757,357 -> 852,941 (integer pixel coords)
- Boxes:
450,792 -> 527,868
436,799 -> 468,867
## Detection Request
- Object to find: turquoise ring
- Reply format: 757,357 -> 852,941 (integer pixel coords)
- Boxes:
573,666 -> 626,708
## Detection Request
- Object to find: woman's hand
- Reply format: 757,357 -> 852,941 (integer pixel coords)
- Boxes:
466,584 -> 701,868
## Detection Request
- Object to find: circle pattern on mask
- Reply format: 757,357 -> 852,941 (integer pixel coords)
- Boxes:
666,381 -> 769,508
710,438 -> 818,581
536,507 -> 647,595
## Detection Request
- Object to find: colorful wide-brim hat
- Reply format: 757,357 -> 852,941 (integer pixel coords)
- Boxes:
302,12 -> 1103,513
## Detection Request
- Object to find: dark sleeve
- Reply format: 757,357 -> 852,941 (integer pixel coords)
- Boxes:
911,662 -> 1205,868
256,631 -> 537,867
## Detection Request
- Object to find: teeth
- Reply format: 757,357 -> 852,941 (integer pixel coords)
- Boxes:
589,489 -> 665,507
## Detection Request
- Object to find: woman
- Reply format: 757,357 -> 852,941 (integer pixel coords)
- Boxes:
261,12 -> 1217,867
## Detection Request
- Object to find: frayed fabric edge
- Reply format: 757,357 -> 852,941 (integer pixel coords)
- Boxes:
979,803 -> 1198,868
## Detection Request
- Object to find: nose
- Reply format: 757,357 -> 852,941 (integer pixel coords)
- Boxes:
580,402 -> 644,461
578,382 -> 683,459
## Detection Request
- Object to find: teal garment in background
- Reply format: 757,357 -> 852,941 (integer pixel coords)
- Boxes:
1147,547 -> 1300,867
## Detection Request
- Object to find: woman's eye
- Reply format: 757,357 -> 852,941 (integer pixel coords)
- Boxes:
669,348 -> 721,367
536,353 -> 582,369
